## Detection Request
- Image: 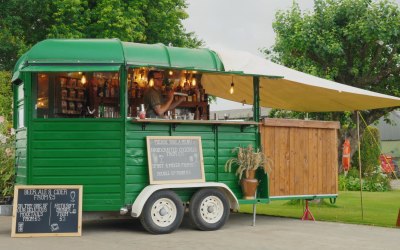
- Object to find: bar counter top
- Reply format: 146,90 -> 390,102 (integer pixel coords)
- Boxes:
131,118 -> 260,126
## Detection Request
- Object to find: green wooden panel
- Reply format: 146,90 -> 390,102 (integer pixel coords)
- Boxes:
218,149 -> 237,157
125,184 -> 146,193
171,132 -> 215,140
126,148 -> 146,157
173,124 -> 213,132
126,132 -> 169,139
32,140 -> 121,149
218,141 -> 255,148
202,149 -> 215,155
126,157 -> 147,166
33,149 -> 121,158
125,192 -> 141,204
139,124 -> 170,131
126,139 -> 145,148
32,167 -> 120,176
32,176 -> 121,184
126,123 -> 143,131
33,122 -> 121,131
84,193 -> 121,200
203,157 -> 215,165
126,175 -> 149,183
126,166 -> 148,175
218,132 -> 257,141
204,165 -> 216,173
84,185 -> 121,194
217,173 -> 238,181
83,199 -> 121,206
218,126 -> 242,132
205,173 -> 216,181
84,205 -> 120,211
201,140 -> 215,148
33,131 -> 121,140
32,158 -> 121,167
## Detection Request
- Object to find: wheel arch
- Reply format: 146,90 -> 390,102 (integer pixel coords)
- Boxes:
130,182 -> 239,218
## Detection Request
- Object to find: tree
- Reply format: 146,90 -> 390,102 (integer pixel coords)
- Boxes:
0,0 -> 203,71
352,126 -> 381,176
265,0 -> 400,168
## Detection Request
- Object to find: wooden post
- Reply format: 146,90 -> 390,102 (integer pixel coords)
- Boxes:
396,209 -> 400,227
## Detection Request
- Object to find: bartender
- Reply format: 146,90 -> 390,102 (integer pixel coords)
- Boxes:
143,70 -> 185,118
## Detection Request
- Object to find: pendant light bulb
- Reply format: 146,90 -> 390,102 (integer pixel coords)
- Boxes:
230,75 -> 234,94
191,78 -> 196,86
149,78 -> 154,87
230,82 -> 234,94
81,73 -> 87,85
169,70 -> 173,76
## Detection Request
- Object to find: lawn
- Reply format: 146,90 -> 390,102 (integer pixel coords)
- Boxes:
240,190 -> 400,228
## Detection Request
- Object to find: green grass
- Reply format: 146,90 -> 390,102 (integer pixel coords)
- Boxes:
240,190 -> 400,228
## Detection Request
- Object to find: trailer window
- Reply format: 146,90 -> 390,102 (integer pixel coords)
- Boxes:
126,68 -> 209,119
16,83 -> 24,128
33,72 -> 120,118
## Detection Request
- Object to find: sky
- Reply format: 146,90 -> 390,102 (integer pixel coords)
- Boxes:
183,0 -> 400,111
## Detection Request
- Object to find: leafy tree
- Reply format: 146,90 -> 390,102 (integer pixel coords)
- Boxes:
0,0 -> 203,71
266,0 -> 400,166
0,71 -> 12,122
352,126 -> 381,176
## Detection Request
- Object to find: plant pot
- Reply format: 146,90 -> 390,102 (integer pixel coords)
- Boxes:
241,178 -> 259,200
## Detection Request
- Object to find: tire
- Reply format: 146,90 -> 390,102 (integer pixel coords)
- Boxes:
140,190 -> 184,234
189,188 -> 230,231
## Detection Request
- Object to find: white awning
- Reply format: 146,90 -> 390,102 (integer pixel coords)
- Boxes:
202,48 -> 400,112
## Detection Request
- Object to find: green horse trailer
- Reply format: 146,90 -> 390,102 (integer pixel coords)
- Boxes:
12,39 -> 277,234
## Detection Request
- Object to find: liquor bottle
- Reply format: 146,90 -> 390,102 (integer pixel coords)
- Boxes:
99,102 -> 105,118
104,80 -> 109,98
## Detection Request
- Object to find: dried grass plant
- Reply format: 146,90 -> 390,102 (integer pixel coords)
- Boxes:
224,145 -> 273,181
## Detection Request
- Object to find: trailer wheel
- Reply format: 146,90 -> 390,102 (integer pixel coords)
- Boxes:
189,188 -> 230,231
140,190 -> 184,234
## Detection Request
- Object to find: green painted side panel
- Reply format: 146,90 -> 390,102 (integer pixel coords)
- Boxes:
15,128 -> 27,185
124,122 -> 258,205
30,120 -> 124,211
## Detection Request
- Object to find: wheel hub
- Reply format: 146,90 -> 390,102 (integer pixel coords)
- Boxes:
151,198 -> 177,227
200,195 -> 224,224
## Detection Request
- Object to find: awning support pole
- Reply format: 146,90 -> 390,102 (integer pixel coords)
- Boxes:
357,111 -> 364,220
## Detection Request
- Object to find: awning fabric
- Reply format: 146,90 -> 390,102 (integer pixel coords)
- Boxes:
202,49 -> 400,112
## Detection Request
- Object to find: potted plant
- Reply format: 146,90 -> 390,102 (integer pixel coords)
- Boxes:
224,145 -> 272,199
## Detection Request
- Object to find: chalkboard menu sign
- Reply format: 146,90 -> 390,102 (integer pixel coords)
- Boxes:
11,185 -> 82,237
147,136 -> 205,184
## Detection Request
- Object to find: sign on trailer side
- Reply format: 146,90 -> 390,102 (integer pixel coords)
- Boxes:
11,185 -> 82,238
147,136 -> 205,184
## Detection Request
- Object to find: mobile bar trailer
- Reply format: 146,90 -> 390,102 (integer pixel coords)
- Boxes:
12,39 -> 399,234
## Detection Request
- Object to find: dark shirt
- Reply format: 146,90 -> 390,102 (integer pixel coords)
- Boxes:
143,87 -> 164,118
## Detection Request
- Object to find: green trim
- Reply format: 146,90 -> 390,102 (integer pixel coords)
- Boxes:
25,73 -> 32,184
269,194 -> 338,201
253,76 -> 260,122
238,198 -> 270,205
120,66 -> 126,207
21,65 -> 121,72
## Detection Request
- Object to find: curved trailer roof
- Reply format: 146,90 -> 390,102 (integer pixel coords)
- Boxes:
12,39 -> 225,80
12,39 -> 400,112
